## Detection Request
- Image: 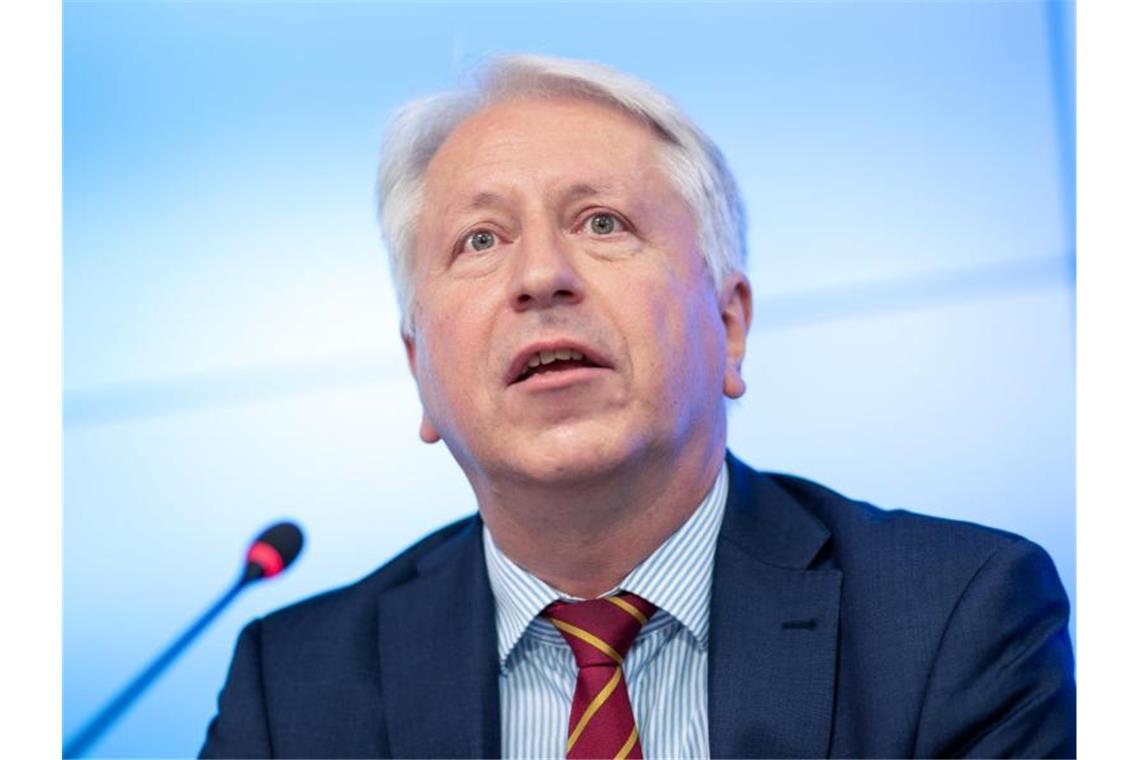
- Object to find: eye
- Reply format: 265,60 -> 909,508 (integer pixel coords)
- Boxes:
462,230 -> 498,253
587,212 -> 625,236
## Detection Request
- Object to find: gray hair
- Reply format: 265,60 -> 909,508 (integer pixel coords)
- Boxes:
377,54 -> 747,337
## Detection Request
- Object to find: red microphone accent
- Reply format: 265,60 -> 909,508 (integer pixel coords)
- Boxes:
247,541 -> 285,578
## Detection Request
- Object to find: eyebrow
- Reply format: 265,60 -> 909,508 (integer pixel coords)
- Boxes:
561,182 -> 616,202
456,191 -> 512,215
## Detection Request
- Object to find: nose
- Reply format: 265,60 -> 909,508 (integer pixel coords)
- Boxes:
508,223 -> 585,312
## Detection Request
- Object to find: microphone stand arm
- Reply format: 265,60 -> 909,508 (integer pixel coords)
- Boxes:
63,574 -> 254,759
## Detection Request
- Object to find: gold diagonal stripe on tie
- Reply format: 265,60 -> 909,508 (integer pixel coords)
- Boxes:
549,618 -> 624,663
605,595 -> 648,625
566,667 -> 624,753
614,726 -> 639,760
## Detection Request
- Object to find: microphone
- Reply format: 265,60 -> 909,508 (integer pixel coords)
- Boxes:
242,520 -> 304,583
63,521 -> 305,759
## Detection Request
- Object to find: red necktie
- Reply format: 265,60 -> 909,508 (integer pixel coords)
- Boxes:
543,592 -> 657,759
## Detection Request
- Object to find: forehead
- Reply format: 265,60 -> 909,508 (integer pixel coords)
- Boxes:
421,96 -> 670,209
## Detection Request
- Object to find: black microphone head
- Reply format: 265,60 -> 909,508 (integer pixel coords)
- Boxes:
243,521 -> 304,582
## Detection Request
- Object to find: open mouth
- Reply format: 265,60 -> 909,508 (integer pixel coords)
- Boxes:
512,349 -> 601,384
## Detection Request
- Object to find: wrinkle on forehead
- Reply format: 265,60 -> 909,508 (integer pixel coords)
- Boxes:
446,182 -> 624,220
423,96 -> 667,195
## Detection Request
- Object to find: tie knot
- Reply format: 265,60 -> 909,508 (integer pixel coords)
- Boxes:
543,592 -> 657,668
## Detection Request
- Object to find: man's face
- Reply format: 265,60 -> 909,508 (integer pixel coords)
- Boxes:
405,96 -> 750,489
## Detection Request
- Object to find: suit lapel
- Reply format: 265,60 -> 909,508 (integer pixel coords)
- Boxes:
708,455 -> 842,758
376,519 -> 500,758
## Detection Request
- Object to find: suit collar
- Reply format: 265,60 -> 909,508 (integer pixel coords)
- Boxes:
708,453 -> 842,757
720,451 -> 833,569
375,517 -> 500,758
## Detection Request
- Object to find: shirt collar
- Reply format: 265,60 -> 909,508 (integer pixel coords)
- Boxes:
483,461 -> 729,667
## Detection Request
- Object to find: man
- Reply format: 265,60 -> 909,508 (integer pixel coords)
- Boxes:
201,55 -> 1075,758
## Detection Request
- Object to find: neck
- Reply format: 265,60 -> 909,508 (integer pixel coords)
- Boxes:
476,441 -> 726,598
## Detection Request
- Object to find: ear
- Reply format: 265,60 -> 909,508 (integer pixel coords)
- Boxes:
403,332 -> 442,444
720,273 -> 752,400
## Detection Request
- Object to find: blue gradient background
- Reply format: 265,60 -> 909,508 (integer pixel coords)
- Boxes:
64,2 -> 1074,756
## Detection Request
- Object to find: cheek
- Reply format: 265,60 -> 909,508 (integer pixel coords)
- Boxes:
673,284 -> 727,392
416,301 -> 486,409
418,280 -> 485,356
633,277 -> 723,395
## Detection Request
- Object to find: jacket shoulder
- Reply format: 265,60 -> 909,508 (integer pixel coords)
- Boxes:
257,513 -> 480,635
753,465 -> 1034,572
723,454 -> 1063,612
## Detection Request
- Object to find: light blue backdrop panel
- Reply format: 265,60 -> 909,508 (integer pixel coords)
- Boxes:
64,2 -> 1074,757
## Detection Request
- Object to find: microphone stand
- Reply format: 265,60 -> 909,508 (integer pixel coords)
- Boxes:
63,566 -> 262,759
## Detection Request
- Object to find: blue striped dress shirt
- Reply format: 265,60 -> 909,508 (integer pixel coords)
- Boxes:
483,463 -> 728,758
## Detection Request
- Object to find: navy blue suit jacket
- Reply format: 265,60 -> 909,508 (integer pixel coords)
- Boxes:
201,454 -> 1075,758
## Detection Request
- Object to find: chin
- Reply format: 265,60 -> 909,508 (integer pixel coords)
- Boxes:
489,423 -> 641,487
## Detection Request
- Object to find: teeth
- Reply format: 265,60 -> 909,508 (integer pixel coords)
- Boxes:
521,348 -> 591,378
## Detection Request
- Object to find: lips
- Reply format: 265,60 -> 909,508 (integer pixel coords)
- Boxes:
506,341 -> 611,385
